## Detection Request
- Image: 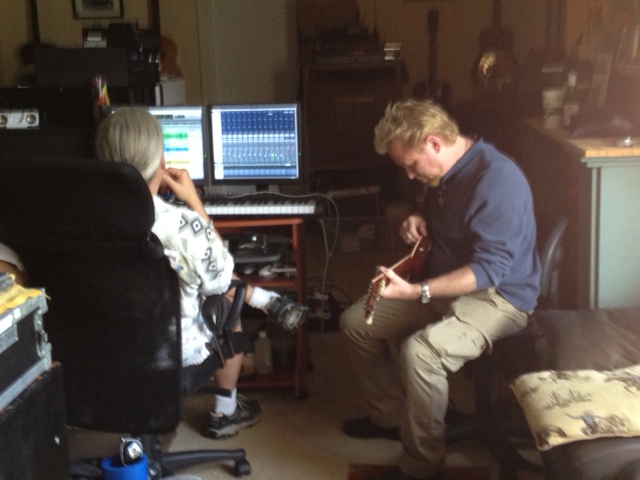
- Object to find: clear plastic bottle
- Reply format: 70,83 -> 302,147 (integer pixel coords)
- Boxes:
254,330 -> 273,374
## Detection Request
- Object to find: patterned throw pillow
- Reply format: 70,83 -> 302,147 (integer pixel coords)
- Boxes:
511,365 -> 640,451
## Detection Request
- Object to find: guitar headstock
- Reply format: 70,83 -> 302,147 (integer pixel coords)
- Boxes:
364,278 -> 386,325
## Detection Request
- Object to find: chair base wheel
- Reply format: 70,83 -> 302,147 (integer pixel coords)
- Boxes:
234,459 -> 251,476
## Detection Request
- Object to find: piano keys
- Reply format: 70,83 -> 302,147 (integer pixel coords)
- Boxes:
203,193 -> 320,217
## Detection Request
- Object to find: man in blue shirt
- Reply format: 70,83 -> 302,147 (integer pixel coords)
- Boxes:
340,99 -> 540,480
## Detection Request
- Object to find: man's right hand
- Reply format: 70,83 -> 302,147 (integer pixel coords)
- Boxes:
400,213 -> 427,244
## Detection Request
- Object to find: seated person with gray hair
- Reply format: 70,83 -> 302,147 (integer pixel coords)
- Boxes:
1,106 -> 307,439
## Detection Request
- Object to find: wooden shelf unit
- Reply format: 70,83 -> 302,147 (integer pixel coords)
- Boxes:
214,217 -> 309,398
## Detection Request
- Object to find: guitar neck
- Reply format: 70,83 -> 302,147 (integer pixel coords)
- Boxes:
29,0 -> 40,44
427,9 -> 439,95
371,236 -> 431,283
364,235 -> 432,323
150,0 -> 161,42
492,0 -> 502,28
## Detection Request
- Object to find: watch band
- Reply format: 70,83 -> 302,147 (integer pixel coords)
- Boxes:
420,282 -> 431,304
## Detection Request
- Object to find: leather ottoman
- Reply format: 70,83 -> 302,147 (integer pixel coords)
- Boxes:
524,307 -> 640,480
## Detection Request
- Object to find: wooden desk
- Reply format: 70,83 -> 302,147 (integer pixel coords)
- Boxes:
520,119 -> 640,309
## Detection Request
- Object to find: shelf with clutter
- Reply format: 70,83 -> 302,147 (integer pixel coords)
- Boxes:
213,217 -> 309,399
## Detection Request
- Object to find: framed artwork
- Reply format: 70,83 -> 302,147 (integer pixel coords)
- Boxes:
73,0 -> 123,19
589,53 -> 613,107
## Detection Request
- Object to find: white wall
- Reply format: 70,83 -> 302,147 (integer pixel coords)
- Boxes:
201,0 -> 300,104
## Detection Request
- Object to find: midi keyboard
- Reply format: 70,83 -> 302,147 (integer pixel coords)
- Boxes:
203,193 -> 321,217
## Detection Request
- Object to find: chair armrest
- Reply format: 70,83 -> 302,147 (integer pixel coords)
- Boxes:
225,279 -> 246,333
201,279 -> 247,334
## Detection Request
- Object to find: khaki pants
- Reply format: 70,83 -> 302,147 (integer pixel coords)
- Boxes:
340,288 -> 528,478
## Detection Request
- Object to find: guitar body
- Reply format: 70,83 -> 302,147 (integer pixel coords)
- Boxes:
471,0 -> 517,95
364,235 -> 432,324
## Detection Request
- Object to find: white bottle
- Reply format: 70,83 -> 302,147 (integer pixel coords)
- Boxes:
254,330 -> 273,374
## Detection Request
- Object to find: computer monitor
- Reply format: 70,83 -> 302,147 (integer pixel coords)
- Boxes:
208,103 -> 302,193
144,105 -> 210,186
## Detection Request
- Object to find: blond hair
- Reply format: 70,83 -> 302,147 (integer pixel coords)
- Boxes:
95,107 -> 164,182
374,99 -> 459,154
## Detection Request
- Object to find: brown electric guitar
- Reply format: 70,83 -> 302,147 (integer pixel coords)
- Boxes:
364,235 -> 432,324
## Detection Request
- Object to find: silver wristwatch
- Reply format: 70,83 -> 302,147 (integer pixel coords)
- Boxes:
420,282 -> 431,304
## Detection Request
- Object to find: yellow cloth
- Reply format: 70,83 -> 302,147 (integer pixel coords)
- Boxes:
0,280 -> 44,315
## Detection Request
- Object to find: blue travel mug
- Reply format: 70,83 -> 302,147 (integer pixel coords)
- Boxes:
101,453 -> 148,480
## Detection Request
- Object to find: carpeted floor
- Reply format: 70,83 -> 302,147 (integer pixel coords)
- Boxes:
68,249 -> 545,480
69,331 -> 544,480
348,464 -> 493,480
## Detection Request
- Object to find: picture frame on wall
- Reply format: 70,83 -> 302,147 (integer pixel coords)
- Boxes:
73,0 -> 123,19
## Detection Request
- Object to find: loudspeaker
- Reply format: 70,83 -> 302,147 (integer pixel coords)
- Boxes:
0,364 -> 69,480
0,108 -> 39,129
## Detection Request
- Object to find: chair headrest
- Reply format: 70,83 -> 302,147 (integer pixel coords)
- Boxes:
0,157 -> 154,246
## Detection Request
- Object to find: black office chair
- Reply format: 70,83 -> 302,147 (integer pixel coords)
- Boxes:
537,216 -> 568,310
0,157 -> 251,478
444,215 -> 568,480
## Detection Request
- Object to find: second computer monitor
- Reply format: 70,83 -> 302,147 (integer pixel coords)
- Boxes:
209,103 -> 302,190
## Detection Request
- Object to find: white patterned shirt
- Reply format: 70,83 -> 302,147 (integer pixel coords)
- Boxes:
152,196 -> 235,366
